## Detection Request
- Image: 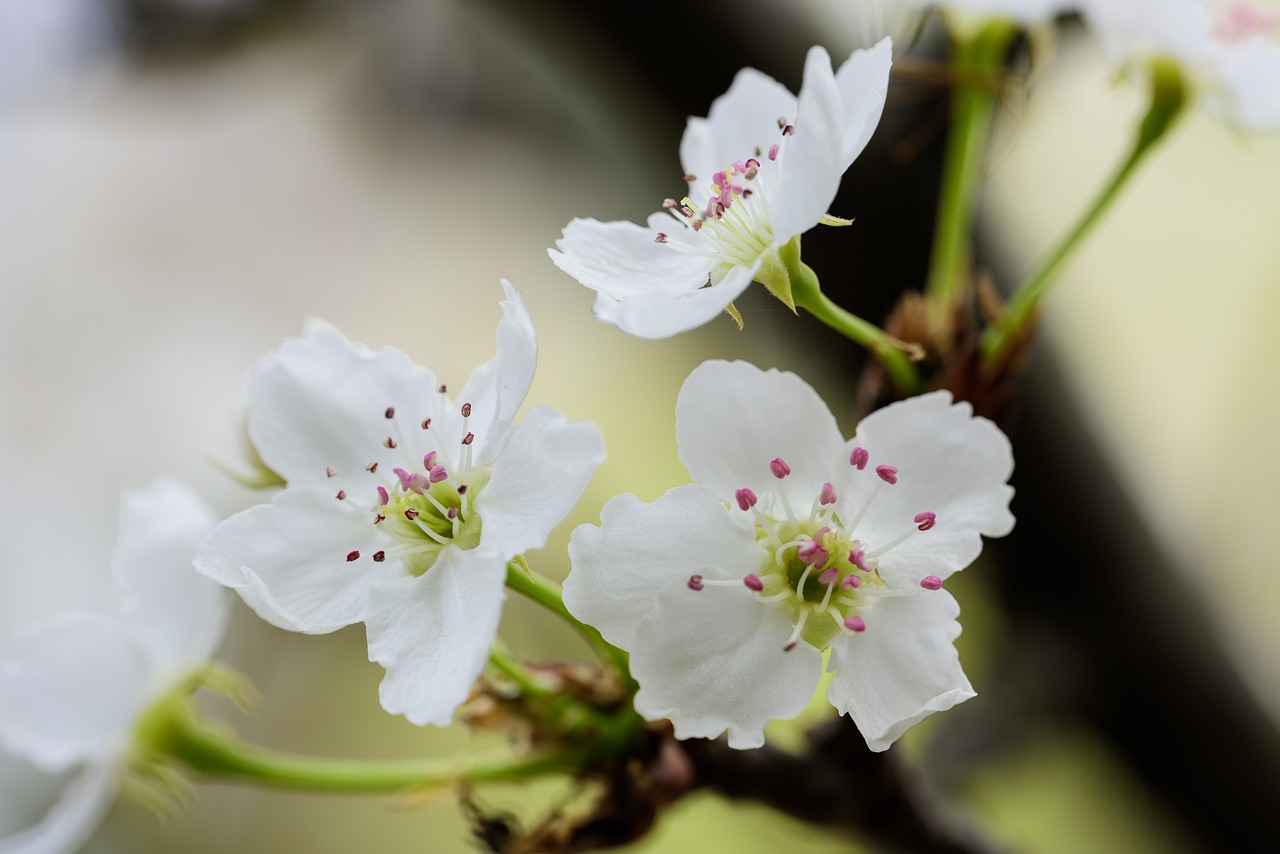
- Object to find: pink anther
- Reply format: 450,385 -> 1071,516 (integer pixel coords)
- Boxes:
819,482 -> 837,505
770,458 -> 791,479
914,512 -> 937,531
849,447 -> 869,470
875,465 -> 898,484
735,488 -> 758,511
687,574 -> 705,592
844,615 -> 866,632
920,576 -> 943,591
744,573 -> 764,592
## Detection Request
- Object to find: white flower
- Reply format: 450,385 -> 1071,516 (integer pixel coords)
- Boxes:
195,281 -> 605,727
548,41 -> 893,339
0,480 -> 224,854
1082,0 -> 1280,130
564,361 -> 1014,751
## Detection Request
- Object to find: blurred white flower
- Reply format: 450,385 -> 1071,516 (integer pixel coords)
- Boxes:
0,481 -> 223,854
549,41 -> 892,339
195,281 -> 605,727
564,361 -> 1014,751
1083,0 -> 1280,130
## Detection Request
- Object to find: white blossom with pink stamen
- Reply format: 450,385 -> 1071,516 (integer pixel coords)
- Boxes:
195,281 -> 605,728
548,41 -> 893,338
1082,0 -> 1280,130
563,361 -> 1014,751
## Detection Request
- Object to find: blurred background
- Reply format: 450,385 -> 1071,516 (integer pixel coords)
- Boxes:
2,0 -> 1278,851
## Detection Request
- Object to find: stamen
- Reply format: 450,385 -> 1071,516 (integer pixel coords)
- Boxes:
921,575 -> 943,590
326,466 -> 337,478
849,547 -> 871,572
842,574 -> 861,590
768,143 -> 779,161
915,512 -> 937,531
817,567 -> 838,586
655,232 -> 669,244
735,488 -> 758,511
384,437 -> 397,449
335,490 -> 346,500
404,508 -> 420,520
688,574 -> 705,592
385,407 -> 395,419
393,468 -> 413,491
744,573 -> 764,591
346,550 -> 360,562
373,551 -> 386,562
462,432 -> 475,446
461,403 -> 472,417
428,465 -> 448,482
844,615 -> 866,633
783,609 -> 810,652
421,418 -> 432,430
819,482 -> 837,505
424,451 -> 437,469
849,447 -> 868,470
770,458 -> 791,479
366,461 -> 379,473
377,486 -> 390,506
876,465 -> 898,484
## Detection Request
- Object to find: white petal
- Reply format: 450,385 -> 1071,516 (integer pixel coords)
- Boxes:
549,214 -> 718,301
457,279 -> 536,430
364,549 -> 506,727
0,615 -> 148,773
111,480 -> 225,674
843,391 -> 1014,584
676,360 -> 844,507
0,760 -> 114,854
550,215 -> 748,338
194,489 -> 389,634
679,67 -> 798,191
247,325 -> 440,492
595,261 -> 756,340
1082,0 -> 1210,63
771,46 -> 846,241
474,407 -> 604,559
564,485 -> 765,649
630,576 -> 822,749
827,589 -> 973,752
1211,40 -> 1280,131
834,38 -> 893,172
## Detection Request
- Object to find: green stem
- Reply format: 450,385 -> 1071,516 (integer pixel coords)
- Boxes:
923,20 -> 1017,319
980,57 -> 1189,367
504,561 -> 633,683
158,704 -> 584,793
783,239 -> 921,394
489,641 -> 554,701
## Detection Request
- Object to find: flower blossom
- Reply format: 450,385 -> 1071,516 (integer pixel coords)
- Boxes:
195,281 -> 605,727
549,41 -> 892,339
564,361 -> 1014,751
0,480 -> 224,854
1081,0 -> 1280,130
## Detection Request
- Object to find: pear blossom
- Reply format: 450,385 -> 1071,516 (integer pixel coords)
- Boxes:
564,361 -> 1014,751
0,480 -> 224,854
195,281 -> 605,727
549,40 -> 892,339
1081,0 -> 1280,130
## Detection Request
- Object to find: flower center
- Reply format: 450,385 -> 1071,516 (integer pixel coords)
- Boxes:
337,394 -> 487,577
688,447 -> 943,652
652,119 -> 796,269
1211,1 -> 1280,43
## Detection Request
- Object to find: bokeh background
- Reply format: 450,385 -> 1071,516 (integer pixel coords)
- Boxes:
2,1 -> 1278,851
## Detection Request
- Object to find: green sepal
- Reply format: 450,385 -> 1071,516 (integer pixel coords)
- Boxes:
755,244 -> 797,313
